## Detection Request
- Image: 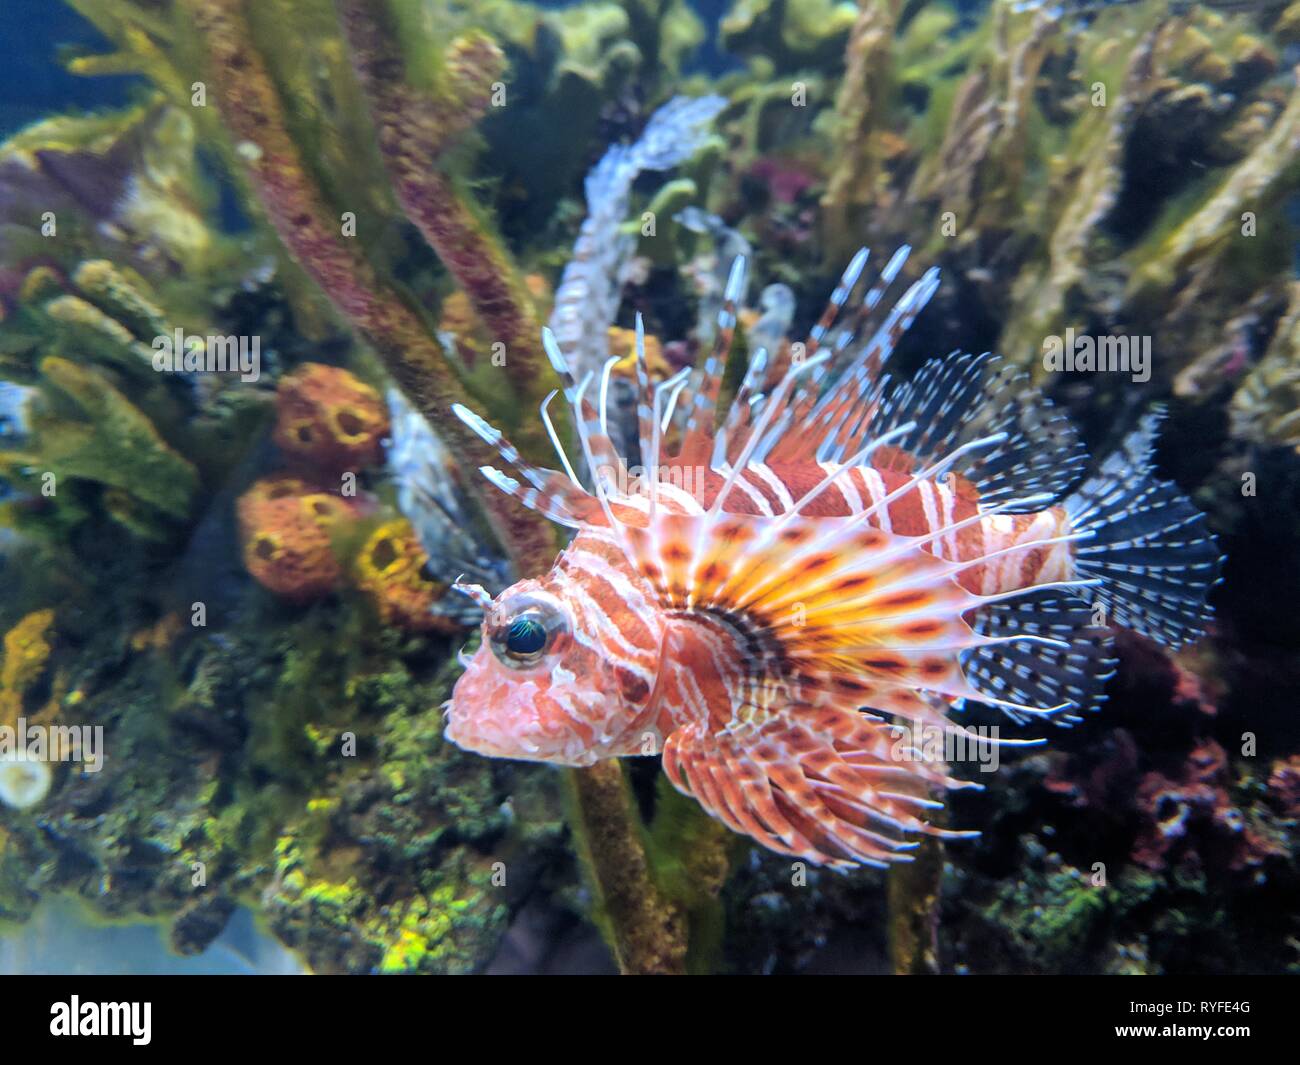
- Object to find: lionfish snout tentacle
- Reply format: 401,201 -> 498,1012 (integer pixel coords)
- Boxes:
451,576 -> 494,610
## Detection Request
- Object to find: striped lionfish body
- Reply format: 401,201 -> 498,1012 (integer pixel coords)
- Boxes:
446,247 -> 1222,869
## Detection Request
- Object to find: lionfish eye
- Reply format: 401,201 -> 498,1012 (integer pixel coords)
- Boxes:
489,597 -> 567,669
506,616 -> 546,656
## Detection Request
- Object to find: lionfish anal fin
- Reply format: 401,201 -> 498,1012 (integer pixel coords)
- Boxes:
662,696 -> 976,869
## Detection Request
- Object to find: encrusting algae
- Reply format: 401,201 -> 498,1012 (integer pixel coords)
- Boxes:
0,611 -> 60,814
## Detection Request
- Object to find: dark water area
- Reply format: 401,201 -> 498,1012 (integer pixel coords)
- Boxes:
0,2 -> 141,135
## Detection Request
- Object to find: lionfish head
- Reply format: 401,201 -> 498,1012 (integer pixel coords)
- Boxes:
445,553 -> 665,767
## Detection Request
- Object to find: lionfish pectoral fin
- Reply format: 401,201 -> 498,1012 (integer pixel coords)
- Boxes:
628,498 -> 1114,714
961,588 -> 1116,726
663,703 -> 965,870
1064,409 -> 1223,649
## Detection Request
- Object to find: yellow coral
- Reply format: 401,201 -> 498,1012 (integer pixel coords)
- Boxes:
354,520 -> 462,634
607,326 -> 670,379
0,609 -> 57,731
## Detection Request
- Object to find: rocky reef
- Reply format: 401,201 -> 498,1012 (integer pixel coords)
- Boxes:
0,0 -> 1297,975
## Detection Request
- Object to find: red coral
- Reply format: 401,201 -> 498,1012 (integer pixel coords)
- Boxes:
1112,628 -> 1221,718
1043,729 -> 1141,810
745,158 -> 816,205
1266,755 -> 1300,820
272,363 -> 389,477
1132,740 -> 1285,873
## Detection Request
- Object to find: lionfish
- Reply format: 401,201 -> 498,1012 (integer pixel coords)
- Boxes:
443,248 -> 1222,869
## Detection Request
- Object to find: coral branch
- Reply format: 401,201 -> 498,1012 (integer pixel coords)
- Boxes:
1129,65 -> 1300,310
336,1 -> 720,975
335,0 -> 557,419
565,761 -> 689,974
821,0 -> 902,262
183,0 -> 554,574
887,835 -> 943,975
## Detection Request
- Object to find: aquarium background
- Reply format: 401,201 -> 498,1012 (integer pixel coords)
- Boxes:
0,0 -> 1298,975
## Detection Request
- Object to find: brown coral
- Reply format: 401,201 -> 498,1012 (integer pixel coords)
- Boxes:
272,363 -> 389,477
237,477 -> 360,602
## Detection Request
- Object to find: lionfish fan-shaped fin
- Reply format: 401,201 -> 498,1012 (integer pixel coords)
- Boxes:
960,589 -> 1117,727
866,352 -> 1088,508
675,256 -> 747,465
475,466 -> 603,529
805,245 -> 871,355
621,503 -> 1081,720
662,705 -> 968,870
1065,410 -> 1223,649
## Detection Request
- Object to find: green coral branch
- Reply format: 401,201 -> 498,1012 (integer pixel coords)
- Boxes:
563,761 -> 690,974
886,834 -> 943,975
32,356 -> 198,518
1128,64 -> 1300,308
821,0 -> 902,261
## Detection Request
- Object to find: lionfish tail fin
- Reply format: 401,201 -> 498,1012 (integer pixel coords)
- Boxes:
1065,410 -> 1223,649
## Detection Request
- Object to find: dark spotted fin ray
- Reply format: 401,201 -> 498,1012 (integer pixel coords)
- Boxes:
713,248 -> 927,468
760,264 -> 939,466
805,245 -> 871,355
864,352 -> 1088,509
1064,410 -> 1223,649
675,257 -> 747,465
960,589 -> 1117,726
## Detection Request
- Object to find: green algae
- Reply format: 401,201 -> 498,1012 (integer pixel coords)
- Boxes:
28,357 -> 198,519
